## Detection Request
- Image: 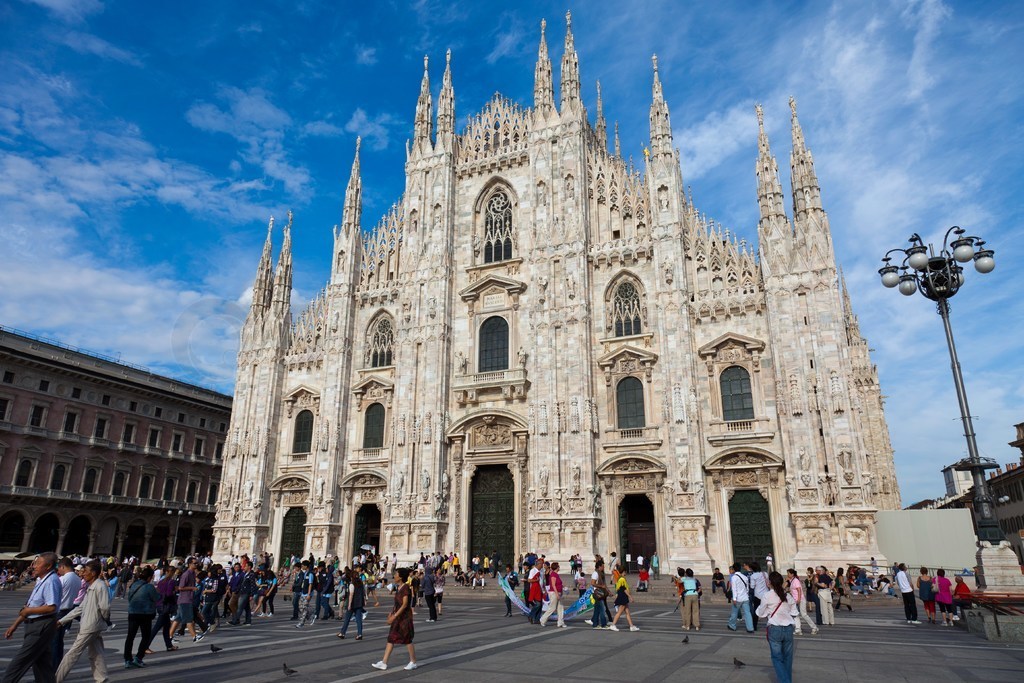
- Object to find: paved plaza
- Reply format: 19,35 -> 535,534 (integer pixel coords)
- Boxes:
3,588 -> 1023,682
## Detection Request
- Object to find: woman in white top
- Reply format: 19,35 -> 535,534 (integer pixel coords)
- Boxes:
756,571 -> 796,683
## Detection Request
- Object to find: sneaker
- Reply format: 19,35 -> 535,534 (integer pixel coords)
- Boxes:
629,626 -> 640,632
371,661 -> 387,670
195,632 -> 206,642
133,657 -> 147,668
295,623 -> 304,629
584,619 -> 592,626
909,620 -> 922,625
952,615 -> 960,621
425,619 -> 435,623
124,661 -> 139,670
404,662 -> 418,671
811,629 -> 819,635
310,616 -> 318,625
607,624 -> 619,631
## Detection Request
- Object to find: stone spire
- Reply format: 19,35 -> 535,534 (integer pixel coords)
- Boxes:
755,104 -> 786,222
559,11 -> 581,113
251,216 -> 275,313
594,80 -> 607,149
341,138 -> 362,236
788,96 -> 822,222
649,54 -> 673,159
613,120 -> 621,157
271,211 -> 293,311
333,140 -> 362,286
436,49 -> 455,146
533,19 -> 555,117
412,55 -> 432,152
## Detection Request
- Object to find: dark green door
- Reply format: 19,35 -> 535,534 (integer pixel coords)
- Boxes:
353,505 -> 381,557
728,489 -> 774,566
470,465 -> 514,564
280,507 -> 307,561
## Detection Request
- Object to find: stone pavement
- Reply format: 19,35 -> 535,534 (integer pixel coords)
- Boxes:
2,588 -> 1023,682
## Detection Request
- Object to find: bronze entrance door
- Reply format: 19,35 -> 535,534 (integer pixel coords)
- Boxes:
280,507 -> 307,560
728,489 -> 774,566
353,504 -> 381,556
470,465 -> 514,564
618,494 -> 656,571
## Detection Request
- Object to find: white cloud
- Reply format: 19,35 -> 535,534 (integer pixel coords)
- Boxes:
24,0 -> 102,21
486,18 -> 526,65
58,30 -> 142,66
302,120 -> 344,137
676,103 -> 754,180
344,108 -> 399,151
355,45 -> 377,65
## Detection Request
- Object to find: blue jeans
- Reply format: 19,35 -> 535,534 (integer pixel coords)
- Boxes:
317,592 -> 334,619
809,593 -> 822,625
729,600 -> 753,631
591,599 -> 608,628
339,608 -> 363,636
529,600 -> 543,623
767,623 -> 795,683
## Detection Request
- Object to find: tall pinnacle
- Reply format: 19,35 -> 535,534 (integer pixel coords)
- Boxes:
413,55 -> 432,149
613,120 -> 621,157
252,216 -> 275,312
533,19 -> 555,116
559,11 -> 580,112
341,138 -> 362,236
649,54 -> 673,159
272,211 -> 293,309
755,104 -> 787,223
594,80 -> 607,149
437,49 -> 455,141
788,96 -> 822,220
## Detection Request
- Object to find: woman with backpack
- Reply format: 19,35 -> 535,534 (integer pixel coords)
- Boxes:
337,569 -> 366,640
145,568 -> 179,653
676,568 -> 702,631
917,567 -> 937,623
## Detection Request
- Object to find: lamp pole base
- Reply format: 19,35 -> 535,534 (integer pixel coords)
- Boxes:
975,541 -> 1024,592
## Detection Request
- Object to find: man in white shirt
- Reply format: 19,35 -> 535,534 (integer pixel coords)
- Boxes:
727,564 -> 754,632
52,557 -> 83,669
895,563 -> 921,624
56,560 -> 110,683
636,555 -> 645,573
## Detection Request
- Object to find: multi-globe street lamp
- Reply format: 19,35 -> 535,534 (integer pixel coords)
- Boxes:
878,226 -> 1001,545
168,509 -> 193,558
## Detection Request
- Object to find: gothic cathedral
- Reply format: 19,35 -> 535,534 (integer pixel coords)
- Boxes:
213,14 -> 901,571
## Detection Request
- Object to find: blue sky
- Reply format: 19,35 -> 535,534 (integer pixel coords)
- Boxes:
2,0 -> 1022,504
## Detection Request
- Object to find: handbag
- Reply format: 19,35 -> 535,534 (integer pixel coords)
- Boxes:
593,585 -> 608,600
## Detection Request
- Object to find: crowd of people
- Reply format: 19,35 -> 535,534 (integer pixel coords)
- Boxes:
0,549 -> 981,681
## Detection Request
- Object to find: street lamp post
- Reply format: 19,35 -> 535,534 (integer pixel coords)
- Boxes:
168,509 -> 193,559
878,227 -> 1003,546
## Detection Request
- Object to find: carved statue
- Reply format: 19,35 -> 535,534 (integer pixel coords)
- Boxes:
590,486 -> 602,518
837,449 -> 853,473
455,351 -> 467,374
518,347 -> 528,367
421,468 -> 430,493
472,233 -> 480,256
820,474 -> 839,506
540,467 -> 550,497
441,470 -> 449,494
786,477 -> 797,505
316,476 -> 325,504
862,472 -> 874,499
799,447 -> 810,473
395,469 -> 405,499
694,482 -> 705,512
565,276 -> 577,300
538,276 -> 548,296
571,464 -> 581,496
245,480 -> 254,501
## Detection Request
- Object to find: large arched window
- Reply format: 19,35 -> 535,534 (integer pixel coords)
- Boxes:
478,316 -> 509,373
50,465 -> 66,491
139,475 -> 152,499
483,191 -> 514,263
292,410 -> 314,453
720,366 -> 754,421
14,460 -> 32,487
207,483 -> 219,505
616,376 -> 646,429
112,471 -> 125,496
363,403 -> 385,449
366,316 -> 395,367
186,481 -> 198,503
163,478 -> 176,501
82,467 -> 97,494
612,280 -> 643,337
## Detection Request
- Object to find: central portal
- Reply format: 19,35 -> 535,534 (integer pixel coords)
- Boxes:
353,504 -> 381,556
280,507 -> 307,561
728,489 -> 774,566
470,465 -> 514,565
618,494 -> 655,571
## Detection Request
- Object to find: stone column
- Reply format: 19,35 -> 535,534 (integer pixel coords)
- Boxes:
115,533 -> 126,559
141,534 -> 151,561
55,528 -> 67,556
190,536 -> 198,556
20,525 -> 31,553
86,532 -> 98,556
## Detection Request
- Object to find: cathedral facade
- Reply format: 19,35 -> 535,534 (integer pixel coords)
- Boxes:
213,15 -> 901,572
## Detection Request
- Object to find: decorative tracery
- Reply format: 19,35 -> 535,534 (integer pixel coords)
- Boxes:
611,280 -> 644,337
366,316 -> 395,367
483,191 -> 514,263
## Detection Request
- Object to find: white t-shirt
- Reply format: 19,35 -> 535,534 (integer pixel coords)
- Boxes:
730,572 -> 750,602
528,567 -> 540,583
637,555 -> 645,567
896,570 -> 913,594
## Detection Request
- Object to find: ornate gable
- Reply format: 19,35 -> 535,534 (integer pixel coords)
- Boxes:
283,385 -> 320,417
458,274 -> 526,314
597,344 -> 659,384
352,375 -> 395,411
697,332 -> 765,372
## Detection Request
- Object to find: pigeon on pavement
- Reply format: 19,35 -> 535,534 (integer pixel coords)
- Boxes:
283,663 -> 298,676
682,635 -> 689,644
209,644 -> 223,653
734,658 -> 745,668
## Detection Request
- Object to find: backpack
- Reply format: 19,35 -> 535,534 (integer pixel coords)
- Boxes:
508,572 -> 519,589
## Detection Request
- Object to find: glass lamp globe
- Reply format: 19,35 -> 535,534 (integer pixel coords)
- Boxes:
953,243 -> 975,263
974,253 -> 995,273
898,277 -> 918,296
881,270 -> 900,288
908,249 -> 929,271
